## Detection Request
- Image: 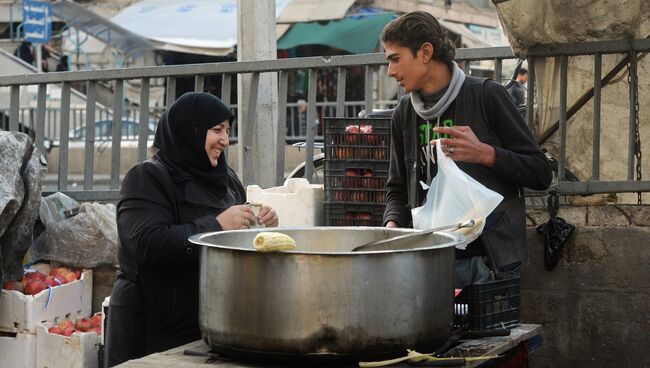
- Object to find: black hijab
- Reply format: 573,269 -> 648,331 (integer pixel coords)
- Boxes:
154,92 -> 234,197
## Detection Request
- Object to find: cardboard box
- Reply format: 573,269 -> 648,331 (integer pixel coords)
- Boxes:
0,331 -> 36,368
35,324 -> 100,368
0,270 -> 92,333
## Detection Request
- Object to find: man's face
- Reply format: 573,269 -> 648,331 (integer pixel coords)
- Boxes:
384,41 -> 429,93
518,73 -> 528,84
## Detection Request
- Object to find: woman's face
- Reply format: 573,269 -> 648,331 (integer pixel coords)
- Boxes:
204,119 -> 230,167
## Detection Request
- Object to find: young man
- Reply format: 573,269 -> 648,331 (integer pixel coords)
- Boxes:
381,12 -> 552,287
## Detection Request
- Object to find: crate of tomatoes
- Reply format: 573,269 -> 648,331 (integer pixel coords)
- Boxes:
324,202 -> 387,227
323,118 -> 391,227
323,118 -> 390,161
324,161 -> 388,204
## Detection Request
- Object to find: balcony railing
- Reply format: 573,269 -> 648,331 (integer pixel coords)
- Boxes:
0,39 -> 648,202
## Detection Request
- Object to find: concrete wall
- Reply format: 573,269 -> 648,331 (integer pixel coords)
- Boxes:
523,205 -> 650,367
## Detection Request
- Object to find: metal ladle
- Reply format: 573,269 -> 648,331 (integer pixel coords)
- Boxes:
351,219 -> 475,252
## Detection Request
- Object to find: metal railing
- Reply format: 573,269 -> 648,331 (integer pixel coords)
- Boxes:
0,101 -> 369,142
0,39 -> 648,201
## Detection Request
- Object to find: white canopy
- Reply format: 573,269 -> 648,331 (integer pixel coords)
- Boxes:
111,0 -> 293,56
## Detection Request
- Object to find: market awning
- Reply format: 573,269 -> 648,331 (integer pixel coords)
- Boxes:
110,0 -> 293,56
439,20 -> 491,48
277,0 -> 355,23
278,13 -> 396,54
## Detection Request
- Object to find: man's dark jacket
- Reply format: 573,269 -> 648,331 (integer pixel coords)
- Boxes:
506,80 -> 526,107
105,153 -> 245,367
383,77 -> 552,275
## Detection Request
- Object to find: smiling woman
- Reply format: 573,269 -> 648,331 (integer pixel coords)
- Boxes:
104,92 -> 278,367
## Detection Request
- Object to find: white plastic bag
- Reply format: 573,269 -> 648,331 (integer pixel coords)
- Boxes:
411,140 -> 503,248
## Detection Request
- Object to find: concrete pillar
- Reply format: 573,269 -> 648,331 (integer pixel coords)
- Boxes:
237,0 -> 279,187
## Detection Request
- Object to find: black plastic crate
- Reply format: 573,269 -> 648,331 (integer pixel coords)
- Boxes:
454,277 -> 521,331
324,160 -> 388,204
324,202 -> 386,227
324,118 -> 391,161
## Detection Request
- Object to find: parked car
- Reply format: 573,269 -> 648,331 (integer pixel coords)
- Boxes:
69,119 -> 157,141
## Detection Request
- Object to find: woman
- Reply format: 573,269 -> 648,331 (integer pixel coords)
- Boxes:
105,92 -> 278,366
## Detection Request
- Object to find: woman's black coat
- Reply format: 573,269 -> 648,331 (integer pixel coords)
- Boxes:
105,152 -> 245,367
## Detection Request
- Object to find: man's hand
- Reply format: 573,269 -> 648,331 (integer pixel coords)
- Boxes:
431,126 -> 496,167
385,221 -> 400,228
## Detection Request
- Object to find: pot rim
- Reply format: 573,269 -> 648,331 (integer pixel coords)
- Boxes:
189,226 -> 465,255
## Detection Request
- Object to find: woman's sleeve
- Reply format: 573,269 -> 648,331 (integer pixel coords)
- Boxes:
117,163 -> 222,268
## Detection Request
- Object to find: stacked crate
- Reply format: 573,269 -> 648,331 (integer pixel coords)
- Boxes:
323,118 -> 391,226
0,267 -> 94,368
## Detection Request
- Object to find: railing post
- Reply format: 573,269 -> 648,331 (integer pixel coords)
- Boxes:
336,67 -> 347,118
628,49 -> 639,181
35,84 -> 46,153
592,53 -> 601,181
221,74 -> 233,144
526,56 -> 535,132
194,75 -> 205,92
84,81 -> 97,190
138,78 -> 150,162
364,66 -> 374,114
9,85 -> 19,131
494,58 -> 502,83
276,71 -> 288,186
242,72 -> 259,185
305,69 -> 318,182
58,82 -> 71,190
111,79 -> 123,189
558,55 -> 568,181
166,77 -> 176,107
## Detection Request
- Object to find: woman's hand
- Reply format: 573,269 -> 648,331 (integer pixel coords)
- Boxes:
216,205 -> 257,230
258,205 -> 279,227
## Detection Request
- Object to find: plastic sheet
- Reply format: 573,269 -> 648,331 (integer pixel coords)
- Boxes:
30,193 -> 118,268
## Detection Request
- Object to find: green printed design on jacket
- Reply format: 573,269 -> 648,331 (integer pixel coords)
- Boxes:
417,118 -> 454,145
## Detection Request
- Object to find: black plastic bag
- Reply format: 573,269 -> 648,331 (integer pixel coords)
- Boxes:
536,191 -> 575,271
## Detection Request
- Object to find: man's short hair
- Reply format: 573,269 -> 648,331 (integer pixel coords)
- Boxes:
517,68 -> 528,76
381,11 -> 455,64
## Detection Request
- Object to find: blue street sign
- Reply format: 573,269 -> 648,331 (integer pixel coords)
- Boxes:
23,0 -> 52,43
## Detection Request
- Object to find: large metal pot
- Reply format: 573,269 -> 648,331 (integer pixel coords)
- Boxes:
189,227 -> 464,361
